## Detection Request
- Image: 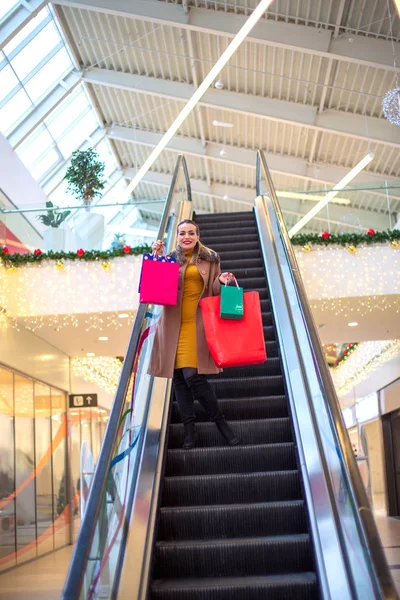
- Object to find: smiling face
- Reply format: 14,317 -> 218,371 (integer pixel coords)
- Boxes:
176,221 -> 200,251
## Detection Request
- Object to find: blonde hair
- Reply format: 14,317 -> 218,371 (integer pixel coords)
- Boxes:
175,219 -> 218,265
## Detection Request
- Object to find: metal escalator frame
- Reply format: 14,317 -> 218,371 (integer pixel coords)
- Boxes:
255,150 -> 398,599
62,155 -> 192,600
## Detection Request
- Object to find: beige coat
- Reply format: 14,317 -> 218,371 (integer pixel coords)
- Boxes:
148,253 -> 222,378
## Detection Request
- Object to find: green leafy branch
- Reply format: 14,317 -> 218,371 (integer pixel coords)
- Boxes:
36,201 -> 71,228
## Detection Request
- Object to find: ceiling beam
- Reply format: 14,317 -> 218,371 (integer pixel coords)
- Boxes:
123,167 -> 391,231
84,68 -> 400,149
108,124 -> 400,188
53,0 -> 400,71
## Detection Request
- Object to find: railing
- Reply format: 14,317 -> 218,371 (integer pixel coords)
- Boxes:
61,155 -> 192,600
255,150 -> 398,599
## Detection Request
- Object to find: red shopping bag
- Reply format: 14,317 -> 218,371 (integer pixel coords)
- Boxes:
139,253 -> 179,306
200,291 -> 266,368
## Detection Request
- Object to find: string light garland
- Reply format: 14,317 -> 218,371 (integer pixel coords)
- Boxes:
296,243 -> 400,295
331,340 -> 400,395
72,356 -> 123,394
312,296 -> 400,318
0,255 -> 140,331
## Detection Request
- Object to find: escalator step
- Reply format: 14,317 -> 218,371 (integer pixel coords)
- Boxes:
158,500 -> 308,541
162,470 -> 302,506
260,298 -> 272,313
154,534 -> 313,578
201,233 -> 260,245
151,573 -> 318,600
261,311 -> 273,326
209,375 -> 285,398
236,276 -> 267,290
170,394 -> 288,424
221,266 -> 265,280
217,249 -> 262,261
165,442 -> 296,476
212,240 -> 261,253
195,213 -> 255,225
221,257 -> 265,271
168,418 -> 292,449
212,357 -> 281,378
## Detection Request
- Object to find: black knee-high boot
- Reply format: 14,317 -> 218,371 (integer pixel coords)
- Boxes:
173,370 -> 197,449
186,374 -> 239,446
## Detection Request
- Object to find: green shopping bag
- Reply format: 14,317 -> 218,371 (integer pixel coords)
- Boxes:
220,278 -> 244,320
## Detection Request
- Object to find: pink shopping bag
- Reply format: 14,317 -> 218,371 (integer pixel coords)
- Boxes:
139,253 -> 179,306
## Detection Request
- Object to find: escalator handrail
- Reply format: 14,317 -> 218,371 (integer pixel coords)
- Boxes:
62,155 -> 192,600
256,150 -> 397,598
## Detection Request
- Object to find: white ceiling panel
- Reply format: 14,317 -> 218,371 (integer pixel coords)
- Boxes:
49,0 -> 400,233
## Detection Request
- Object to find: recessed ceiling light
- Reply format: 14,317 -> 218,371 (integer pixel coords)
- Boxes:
98,336 -> 108,341
219,149 -> 227,156
212,120 -> 233,128
214,80 -> 224,89
118,313 -> 129,319
223,194 -> 229,200
348,322 -> 358,327
86,352 -> 95,357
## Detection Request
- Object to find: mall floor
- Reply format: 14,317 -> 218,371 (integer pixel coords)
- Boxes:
0,518 -> 399,599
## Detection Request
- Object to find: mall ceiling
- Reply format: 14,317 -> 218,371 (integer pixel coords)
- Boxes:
50,0 -> 400,232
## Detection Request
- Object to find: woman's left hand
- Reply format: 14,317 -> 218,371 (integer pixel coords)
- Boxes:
219,272 -> 235,285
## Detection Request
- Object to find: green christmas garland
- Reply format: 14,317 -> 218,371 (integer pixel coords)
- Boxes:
333,343 -> 358,368
0,244 -> 152,266
1,227 -> 400,268
291,229 -> 400,247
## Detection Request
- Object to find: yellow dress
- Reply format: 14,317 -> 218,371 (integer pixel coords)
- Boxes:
175,253 -> 204,369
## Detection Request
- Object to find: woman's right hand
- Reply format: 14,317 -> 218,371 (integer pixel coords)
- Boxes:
152,240 -> 164,256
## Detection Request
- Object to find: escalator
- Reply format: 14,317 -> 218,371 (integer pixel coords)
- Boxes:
62,152 -> 398,600
151,210 -> 318,598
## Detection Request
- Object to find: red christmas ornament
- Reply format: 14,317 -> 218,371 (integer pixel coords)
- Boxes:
34,249 -> 42,256
123,245 -> 131,254
2,246 -> 9,255
321,231 -> 330,240
367,228 -> 375,236
343,350 -> 348,355
77,248 -> 85,257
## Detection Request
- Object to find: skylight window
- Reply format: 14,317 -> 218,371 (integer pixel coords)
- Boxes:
24,48 -> 72,103
0,7 -> 74,143
1,4 -> 125,233
0,88 -> 31,134
10,22 -> 61,81
3,9 -> 48,56
0,0 -> 20,23
0,64 -> 19,103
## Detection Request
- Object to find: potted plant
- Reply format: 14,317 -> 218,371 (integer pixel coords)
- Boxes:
36,201 -> 71,251
64,149 -> 106,250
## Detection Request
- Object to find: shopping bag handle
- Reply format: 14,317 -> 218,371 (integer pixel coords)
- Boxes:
224,276 -> 240,288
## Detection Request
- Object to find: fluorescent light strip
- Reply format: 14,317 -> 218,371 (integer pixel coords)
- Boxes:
277,190 -> 350,206
123,0 -> 274,199
288,153 -> 374,237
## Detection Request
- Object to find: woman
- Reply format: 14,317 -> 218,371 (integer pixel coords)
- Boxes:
148,219 -> 239,449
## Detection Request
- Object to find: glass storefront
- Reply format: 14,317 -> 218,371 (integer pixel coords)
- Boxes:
69,407 -> 108,540
0,365 -> 69,571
